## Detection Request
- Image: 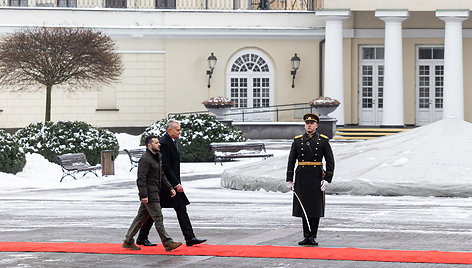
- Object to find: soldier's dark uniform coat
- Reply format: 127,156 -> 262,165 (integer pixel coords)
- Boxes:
286,132 -> 335,218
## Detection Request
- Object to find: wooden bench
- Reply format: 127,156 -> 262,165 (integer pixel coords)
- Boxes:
123,148 -> 146,171
210,142 -> 274,165
57,153 -> 101,182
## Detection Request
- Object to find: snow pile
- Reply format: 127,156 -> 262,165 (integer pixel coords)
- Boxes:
222,119 -> 472,197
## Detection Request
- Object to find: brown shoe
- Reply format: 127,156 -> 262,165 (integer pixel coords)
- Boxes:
122,241 -> 141,250
164,241 -> 182,252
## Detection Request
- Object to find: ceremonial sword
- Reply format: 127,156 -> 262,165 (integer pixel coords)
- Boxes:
291,188 -> 311,233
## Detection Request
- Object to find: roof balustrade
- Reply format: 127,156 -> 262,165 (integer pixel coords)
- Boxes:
1,0 -> 323,10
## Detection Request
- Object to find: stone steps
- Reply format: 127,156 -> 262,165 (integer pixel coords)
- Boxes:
333,127 -> 408,140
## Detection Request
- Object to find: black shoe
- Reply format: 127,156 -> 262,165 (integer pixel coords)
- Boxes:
310,237 -> 319,246
298,237 -> 311,245
136,238 -> 157,246
186,237 -> 207,247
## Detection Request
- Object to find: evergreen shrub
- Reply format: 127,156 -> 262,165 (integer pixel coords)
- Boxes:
141,114 -> 246,162
15,121 -> 119,165
0,130 -> 26,174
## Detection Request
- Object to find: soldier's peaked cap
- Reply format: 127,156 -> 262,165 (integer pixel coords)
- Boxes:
303,113 -> 319,123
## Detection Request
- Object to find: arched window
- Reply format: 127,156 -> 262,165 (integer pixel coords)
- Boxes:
227,49 -> 274,121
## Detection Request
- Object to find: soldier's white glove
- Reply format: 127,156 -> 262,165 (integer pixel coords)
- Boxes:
286,181 -> 294,191
320,180 -> 329,192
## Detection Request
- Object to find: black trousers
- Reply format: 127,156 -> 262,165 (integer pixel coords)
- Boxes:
138,205 -> 195,242
302,217 -> 320,238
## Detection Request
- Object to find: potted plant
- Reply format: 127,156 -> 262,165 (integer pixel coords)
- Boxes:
202,96 -> 234,120
309,97 -> 340,118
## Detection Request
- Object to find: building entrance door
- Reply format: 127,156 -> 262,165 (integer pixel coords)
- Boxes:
226,49 -> 274,121
416,46 -> 444,126
359,46 -> 384,126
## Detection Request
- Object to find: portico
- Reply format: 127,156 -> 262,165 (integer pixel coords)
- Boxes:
319,8 -> 470,126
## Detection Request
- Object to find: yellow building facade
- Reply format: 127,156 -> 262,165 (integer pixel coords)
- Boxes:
1,1 -> 472,130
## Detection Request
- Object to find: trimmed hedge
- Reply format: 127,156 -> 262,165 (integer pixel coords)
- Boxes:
141,114 -> 246,162
0,130 -> 26,174
15,121 -> 119,166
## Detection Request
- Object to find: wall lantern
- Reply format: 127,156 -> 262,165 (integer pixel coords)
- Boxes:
207,52 -> 217,88
290,53 -> 301,88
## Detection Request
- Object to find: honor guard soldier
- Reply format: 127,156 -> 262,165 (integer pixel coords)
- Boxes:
286,113 -> 335,246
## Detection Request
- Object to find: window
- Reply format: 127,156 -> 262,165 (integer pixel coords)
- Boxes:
231,78 -> 248,108
419,47 -> 444,60
155,0 -> 175,8
362,47 -> 384,60
229,53 -> 270,108
57,0 -> 77,7
231,53 -> 269,73
227,49 -> 274,121
9,0 -> 28,6
106,0 -> 127,8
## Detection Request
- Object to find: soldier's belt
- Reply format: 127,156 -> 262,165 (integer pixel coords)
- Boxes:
298,161 -> 323,166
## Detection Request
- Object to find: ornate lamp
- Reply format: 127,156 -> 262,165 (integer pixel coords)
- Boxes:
290,53 -> 301,88
207,52 -> 217,88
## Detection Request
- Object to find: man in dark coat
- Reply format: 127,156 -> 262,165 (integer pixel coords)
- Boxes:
137,119 -> 207,247
122,135 -> 182,252
286,113 -> 335,246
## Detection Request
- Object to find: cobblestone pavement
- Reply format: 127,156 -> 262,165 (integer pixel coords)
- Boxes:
0,173 -> 471,268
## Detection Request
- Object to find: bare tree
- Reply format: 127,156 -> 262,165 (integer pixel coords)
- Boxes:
0,27 -> 123,121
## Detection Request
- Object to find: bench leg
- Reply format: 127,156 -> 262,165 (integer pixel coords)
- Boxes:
81,170 -> 100,178
129,161 -> 138,172
60,169 -> 78,182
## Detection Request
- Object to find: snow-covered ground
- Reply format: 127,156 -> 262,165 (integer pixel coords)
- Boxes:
0,133 -> 282,193
1,129 -> 471,266
3,119 -> 472,198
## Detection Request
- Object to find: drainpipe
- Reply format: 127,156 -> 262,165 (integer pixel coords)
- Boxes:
319,39 -> 325,97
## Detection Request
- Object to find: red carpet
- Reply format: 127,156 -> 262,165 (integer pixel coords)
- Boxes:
0,242 -> 471,264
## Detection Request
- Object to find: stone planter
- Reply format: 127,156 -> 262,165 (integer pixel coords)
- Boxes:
206,106 -> 231,120
312,105 -> 339,119
310,105 -> 339,139
203,96 -> 234,122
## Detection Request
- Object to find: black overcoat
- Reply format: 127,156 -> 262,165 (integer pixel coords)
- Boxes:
286,132 -> 335,218
137,149 -> 173,203
159,133 -> 190,208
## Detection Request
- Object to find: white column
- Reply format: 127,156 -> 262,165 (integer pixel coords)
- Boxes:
376,10 -> 408,126
317,10 -> 351,125
436,10 -> 469,120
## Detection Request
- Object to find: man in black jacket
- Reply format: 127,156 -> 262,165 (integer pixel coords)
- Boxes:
123,135 -> 182,252
137,120 -> 207,247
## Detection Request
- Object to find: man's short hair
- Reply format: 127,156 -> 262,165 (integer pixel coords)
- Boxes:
145,135 -> 158,146
166,119 -> 180,130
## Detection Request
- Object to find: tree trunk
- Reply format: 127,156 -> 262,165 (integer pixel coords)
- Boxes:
45,85 -> 52,122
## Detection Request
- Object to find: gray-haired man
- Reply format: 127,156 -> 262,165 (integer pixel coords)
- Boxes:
137,120 -> 207,247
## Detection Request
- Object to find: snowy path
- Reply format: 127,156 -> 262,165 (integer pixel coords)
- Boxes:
1,132 -> 471,266
1,173 -> 470,249
1,170 -> 471,267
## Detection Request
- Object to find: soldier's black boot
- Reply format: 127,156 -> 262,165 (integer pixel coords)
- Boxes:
309,236 -> 319,246
298,237 -> 311,245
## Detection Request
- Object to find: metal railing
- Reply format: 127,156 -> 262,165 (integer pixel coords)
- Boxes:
1,0 -> 323,10
168,102 -> 314,122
